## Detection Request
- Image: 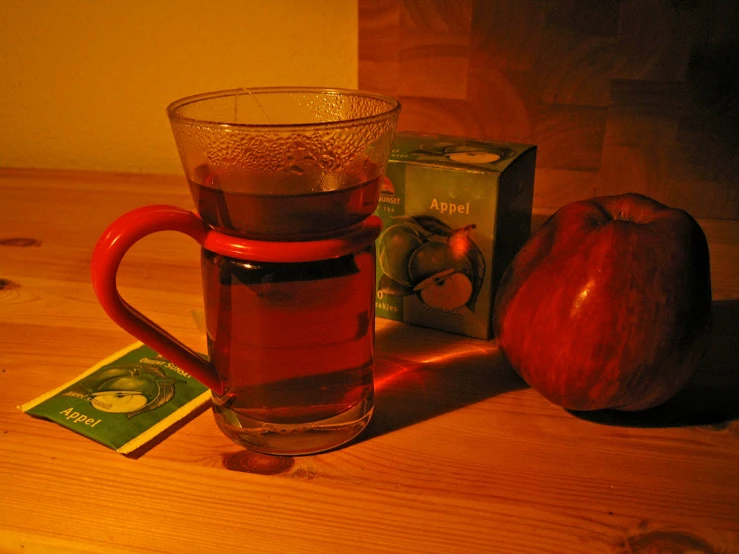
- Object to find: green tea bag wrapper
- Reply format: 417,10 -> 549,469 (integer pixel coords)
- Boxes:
20,343 -> 211,454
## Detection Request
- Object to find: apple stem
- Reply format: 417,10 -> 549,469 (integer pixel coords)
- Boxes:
450,224 -> 476,239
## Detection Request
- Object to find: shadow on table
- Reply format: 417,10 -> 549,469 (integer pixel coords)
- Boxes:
571,299 -> 739,429
125,402 -> 212,459
360,322 -> 526,442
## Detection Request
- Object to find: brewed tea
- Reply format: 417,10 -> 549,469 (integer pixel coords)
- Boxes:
189,165 -> 382,240
202,246 -> 376,452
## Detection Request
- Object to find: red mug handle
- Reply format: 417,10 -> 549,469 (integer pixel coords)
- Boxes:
91,205 -> 224,394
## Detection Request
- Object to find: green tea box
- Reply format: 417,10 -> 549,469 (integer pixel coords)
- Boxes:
374,132 -> 536,339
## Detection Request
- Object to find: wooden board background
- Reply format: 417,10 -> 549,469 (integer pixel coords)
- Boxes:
358,0 -> 739,220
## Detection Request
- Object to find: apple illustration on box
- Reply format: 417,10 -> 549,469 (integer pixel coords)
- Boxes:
493,193 -> 713,411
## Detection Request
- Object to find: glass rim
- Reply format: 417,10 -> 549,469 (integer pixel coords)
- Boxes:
166,86 -> 401,131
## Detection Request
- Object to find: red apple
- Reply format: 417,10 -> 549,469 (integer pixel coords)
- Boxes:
493,193 -> 712,411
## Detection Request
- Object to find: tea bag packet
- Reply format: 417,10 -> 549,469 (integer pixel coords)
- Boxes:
19,343 -> 210,454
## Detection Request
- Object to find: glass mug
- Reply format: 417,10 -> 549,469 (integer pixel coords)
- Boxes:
91,88 -> 400,455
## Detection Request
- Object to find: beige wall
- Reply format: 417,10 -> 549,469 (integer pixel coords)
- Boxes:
0,0 -> 358,174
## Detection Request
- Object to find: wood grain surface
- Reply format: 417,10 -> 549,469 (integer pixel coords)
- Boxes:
0,169 -> 738,553
359,0 -> 739,220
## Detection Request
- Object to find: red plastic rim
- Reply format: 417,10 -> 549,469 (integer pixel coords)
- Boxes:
201,215 -> 383,262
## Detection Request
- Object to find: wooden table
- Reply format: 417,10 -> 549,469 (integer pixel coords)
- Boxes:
1,168 -> 737,553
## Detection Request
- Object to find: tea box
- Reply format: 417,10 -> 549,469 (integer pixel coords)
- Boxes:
374,132 -> 536,339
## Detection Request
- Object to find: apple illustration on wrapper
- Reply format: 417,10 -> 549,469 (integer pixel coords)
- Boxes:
377,216 -> 485,312
493,193 -> 712,411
